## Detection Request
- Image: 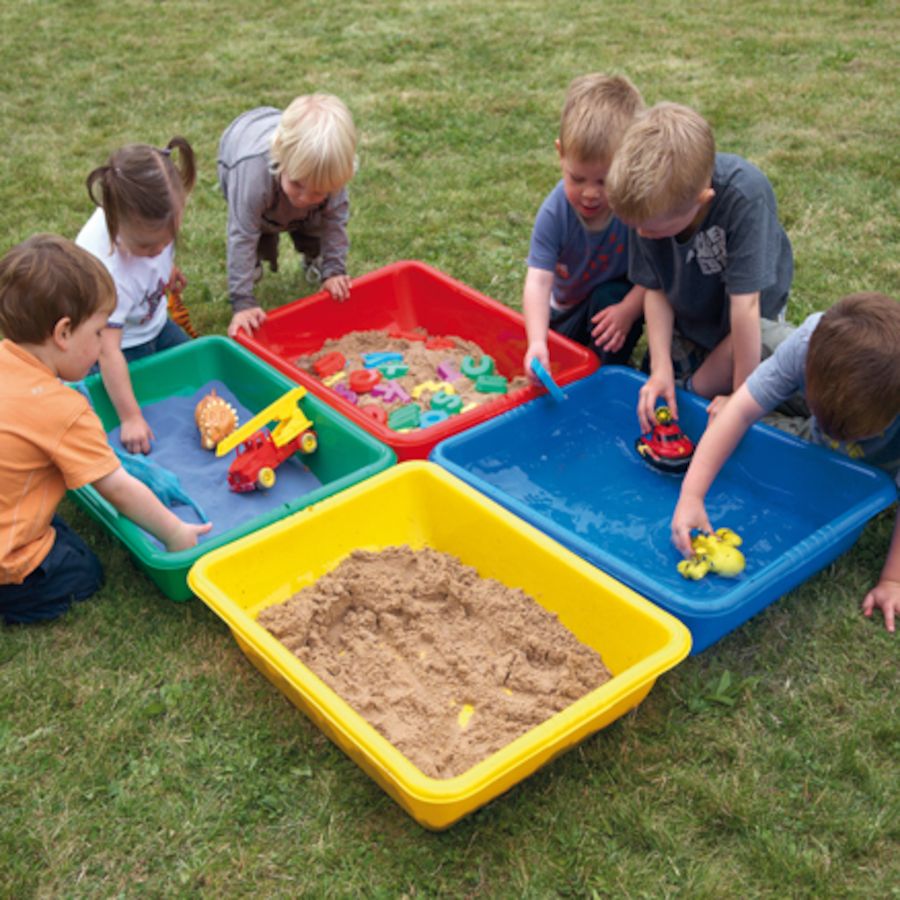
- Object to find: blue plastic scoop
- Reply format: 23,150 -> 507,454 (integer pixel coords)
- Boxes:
530,358 -> 566,402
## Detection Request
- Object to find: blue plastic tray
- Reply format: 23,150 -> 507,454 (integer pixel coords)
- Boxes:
431,367 -> 897,652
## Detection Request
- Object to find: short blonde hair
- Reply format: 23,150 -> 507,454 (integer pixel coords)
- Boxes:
558,74 -> 644,165
270,94 -> 357,192
607,102 -> 716,224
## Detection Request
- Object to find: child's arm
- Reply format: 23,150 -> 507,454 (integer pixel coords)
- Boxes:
590,285 -> 645,354
671,383 -> 764,556
93,466 -> 212,551
98,328 -> 154,455
522,266 -> 555,377
318,189 -> 351,302
729,291 -> 762,390
861,508 -> 900,633
224,169 -> 271,338
698,292 -> 763,421
638,288 -> 677,432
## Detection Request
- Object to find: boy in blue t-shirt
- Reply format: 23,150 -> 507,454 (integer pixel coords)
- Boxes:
671,293 -> 900,633
523,74 -> 646,376
607,102 -> 793,433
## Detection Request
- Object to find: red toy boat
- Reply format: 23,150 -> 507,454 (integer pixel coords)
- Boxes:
635,406 -> 694,473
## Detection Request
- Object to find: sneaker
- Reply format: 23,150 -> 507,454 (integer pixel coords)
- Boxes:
304,255 -> 323,285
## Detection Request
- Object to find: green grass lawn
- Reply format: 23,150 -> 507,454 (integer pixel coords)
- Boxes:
1,1 -> 898,896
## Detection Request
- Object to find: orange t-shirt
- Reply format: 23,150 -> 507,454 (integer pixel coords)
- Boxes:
0,341 -> 119,584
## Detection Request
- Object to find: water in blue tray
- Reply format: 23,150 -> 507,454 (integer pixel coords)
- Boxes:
108,381 -> 322,547
465,397 -> 815,600
433,367 -> 895,636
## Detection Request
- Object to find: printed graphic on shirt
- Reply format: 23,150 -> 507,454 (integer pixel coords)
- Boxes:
556,262 -> 570,278
687,226 -> 726,275
578,231 -> 625,282
135,278 -> 167,326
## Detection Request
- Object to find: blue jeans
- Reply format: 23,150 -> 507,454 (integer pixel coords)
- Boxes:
88,319 -> 190,377
121,319 -> 190,364
550,278 -> 644,366
0,517 -> 104,624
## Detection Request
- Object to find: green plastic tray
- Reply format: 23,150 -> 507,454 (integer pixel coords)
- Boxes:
71,337 -> 396,600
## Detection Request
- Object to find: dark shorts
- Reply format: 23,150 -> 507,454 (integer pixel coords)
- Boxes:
256,232 -> 322,274
0,517 -> 104,625
550,278 -> 644,366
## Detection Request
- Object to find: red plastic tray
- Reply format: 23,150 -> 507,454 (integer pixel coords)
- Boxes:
235,261 -> 599,460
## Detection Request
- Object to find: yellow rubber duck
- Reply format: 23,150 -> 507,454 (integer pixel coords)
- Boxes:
677,527 -> 746,580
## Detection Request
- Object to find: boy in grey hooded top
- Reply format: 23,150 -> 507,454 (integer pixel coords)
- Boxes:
217,96 -> 356,337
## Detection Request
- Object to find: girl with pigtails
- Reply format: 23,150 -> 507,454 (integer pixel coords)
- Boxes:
76,138 -> 196,454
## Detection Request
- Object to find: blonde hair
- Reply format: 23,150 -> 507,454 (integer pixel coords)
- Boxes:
558,74 -> 644,165
607,102 -> 716,224
806,292 -> 900,441
270,94 -> 357,192
0,235 -> 116,343
86,137 -> 196,246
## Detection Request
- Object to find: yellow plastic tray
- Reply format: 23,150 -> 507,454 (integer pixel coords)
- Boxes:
188,462 -> 691,829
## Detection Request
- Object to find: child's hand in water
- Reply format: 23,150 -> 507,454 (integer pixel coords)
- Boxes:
671,494 -> 713,557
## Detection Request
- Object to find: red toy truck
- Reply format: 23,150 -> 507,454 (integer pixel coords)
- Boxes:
215,387 -> 318,492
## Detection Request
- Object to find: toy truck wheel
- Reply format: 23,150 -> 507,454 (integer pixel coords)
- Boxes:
300,431 -> 318,454
257,467 -> 277,490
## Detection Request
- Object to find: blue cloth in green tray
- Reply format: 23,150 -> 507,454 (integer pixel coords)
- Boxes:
107,381 -> 322,547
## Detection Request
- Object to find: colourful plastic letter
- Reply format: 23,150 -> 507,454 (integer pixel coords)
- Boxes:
436,361 -> 461,382
362,351 -> 404,369
388,403 -> 421,431
461,355 -> 495,379
419,409 -> 449,428
360,405 -> 388,425
475,374 -> 508,394
431,391 -> 463,415
349,369 -> 382,393
372,379 -> 411,404
313,351 -> 346,377
333,382 -> 359,404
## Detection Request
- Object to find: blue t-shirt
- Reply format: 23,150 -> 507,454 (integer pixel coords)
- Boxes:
746,312 -> 900,484
527,181 -> 630,311
629,153 -> 793,350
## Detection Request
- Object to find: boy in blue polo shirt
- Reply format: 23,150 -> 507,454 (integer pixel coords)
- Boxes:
523,74 -> 646,377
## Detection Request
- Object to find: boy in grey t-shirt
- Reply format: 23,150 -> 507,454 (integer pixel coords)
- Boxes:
671,293 -> 900,634
607,103 -> 793,434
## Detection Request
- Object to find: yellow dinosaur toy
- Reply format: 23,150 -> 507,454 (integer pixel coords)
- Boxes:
677,527 -> 746,580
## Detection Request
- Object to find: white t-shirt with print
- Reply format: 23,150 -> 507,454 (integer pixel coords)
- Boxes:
76,207 -> 172,349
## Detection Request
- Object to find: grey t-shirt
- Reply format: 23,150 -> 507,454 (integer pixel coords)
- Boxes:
217,107 -> 350,312
629,153 -> 793,350
746,312 -> 900,483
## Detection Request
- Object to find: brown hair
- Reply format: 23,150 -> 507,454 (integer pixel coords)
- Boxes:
0,234 -> 116,343
806,292 -> 900,441
607,102 -> 716,224
558,74 -> 644,165
85,136 -> 196,246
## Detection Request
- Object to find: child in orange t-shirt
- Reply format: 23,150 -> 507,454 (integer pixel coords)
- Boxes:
0,235 -> 211,624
